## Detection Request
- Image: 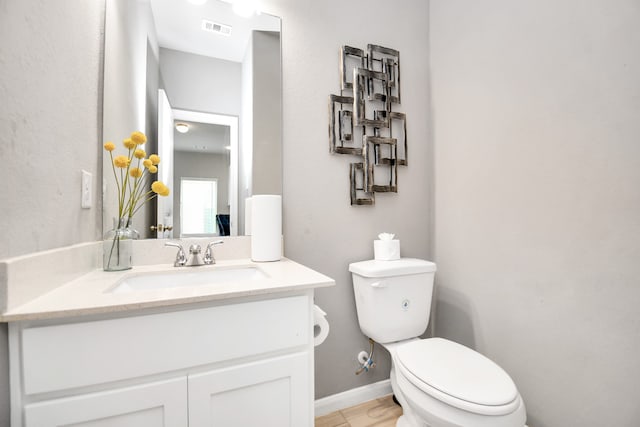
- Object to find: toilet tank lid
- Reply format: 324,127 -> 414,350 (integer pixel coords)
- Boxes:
349,258 -> 436,278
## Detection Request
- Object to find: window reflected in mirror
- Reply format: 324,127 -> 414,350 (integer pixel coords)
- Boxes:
180,178 -> 218,237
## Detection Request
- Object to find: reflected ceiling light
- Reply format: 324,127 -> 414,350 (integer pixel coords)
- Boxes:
232,0 -> 258,18
175,123 -> 190,133
187,0 -> 207,5
224,145 -> 231,150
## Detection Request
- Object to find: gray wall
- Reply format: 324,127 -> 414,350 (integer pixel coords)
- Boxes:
173,151 -> 230,237
252,31 -> 282,196
0,0 -> 104,259
0,0 -> 106,423
103,0 -> 159,237
430,1 -> 640,426
1,0 -> 431,421
267,0 -> 432,398
159,48 -> 242,116
5,1 -> 639,426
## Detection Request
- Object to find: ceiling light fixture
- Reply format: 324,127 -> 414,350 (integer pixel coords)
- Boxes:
175,123 -> 189,133
232,0 -> 257,18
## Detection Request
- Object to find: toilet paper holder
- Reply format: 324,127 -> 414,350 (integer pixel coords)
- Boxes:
313,305 -> 329,347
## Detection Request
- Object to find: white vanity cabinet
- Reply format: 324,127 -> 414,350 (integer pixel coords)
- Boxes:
8,293 -> 315,427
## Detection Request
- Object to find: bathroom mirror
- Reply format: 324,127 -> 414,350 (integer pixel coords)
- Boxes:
103,0 -> 282,239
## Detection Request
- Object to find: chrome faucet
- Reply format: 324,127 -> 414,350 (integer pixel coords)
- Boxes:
165,242 -> 187,267
165,240 -> 224,267
185,244 -> 205,266
204,240 -> 224,265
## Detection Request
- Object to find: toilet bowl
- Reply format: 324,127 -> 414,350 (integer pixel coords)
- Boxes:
385,339 -> 526,427
349,258 -> 527,427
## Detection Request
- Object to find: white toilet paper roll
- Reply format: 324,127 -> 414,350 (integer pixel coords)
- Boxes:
374,240 -> 400,261
313,305 -> 329,346
251,195 -> 282,262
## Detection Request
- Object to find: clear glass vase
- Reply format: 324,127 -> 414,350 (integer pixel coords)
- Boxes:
103,217 -> 136,271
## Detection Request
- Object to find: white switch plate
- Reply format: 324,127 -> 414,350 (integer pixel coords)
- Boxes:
81,170 -> 92,209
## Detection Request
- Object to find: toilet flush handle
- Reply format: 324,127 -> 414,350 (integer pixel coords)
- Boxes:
370,280 -> 387,288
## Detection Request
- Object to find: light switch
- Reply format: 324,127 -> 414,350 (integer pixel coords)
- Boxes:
81,170 -> 92,209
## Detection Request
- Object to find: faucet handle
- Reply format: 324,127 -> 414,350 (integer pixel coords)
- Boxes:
165,242 -> 186,267
204,240 -> 224,265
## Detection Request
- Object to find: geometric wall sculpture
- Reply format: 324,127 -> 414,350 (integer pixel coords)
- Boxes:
329,44 -> 406,205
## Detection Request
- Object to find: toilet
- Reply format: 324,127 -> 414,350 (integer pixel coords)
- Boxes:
350,258 -> 527,427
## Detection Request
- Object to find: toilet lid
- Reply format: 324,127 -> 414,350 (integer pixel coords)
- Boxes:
396,338 -> 519,409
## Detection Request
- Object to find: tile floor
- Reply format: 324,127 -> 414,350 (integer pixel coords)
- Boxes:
315,395 -> 402,427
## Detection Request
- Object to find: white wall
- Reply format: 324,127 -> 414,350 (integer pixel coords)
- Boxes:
430,1 -> 640,426
239,36 -> 254,234
238,37 -> 253,234
0,0 -> 106,423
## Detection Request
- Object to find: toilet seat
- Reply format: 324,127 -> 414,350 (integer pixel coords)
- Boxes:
395,338 -> 521,416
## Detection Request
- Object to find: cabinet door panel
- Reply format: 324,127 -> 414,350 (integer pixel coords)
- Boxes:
189,352 -> 310,427
24,377 -> 187,427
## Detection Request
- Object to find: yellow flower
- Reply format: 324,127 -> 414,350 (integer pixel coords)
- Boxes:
130,131 -> 147,145
113,155 -> 130,168
106,131 -> 171,239
152,181 -> 170,196
123,138 -> 136,149
151,181 -> 163,193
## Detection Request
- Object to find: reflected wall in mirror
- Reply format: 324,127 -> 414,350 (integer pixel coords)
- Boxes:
103,0 -> 282,239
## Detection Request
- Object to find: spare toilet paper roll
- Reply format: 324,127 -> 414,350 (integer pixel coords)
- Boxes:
251,195 -> 282,262
374,239 -> 400,261
244,197 -> 253,236
313,305 -> 329,347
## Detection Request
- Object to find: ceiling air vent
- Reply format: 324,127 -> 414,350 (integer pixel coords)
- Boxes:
201,20 -> 232,36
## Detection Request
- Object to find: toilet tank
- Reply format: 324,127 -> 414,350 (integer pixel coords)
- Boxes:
349,258 -> 437,344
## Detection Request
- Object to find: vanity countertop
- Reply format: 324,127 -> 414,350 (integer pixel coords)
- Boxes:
0,258 -> 334,322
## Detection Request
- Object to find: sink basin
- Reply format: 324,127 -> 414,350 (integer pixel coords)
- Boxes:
110,266 -> 267,294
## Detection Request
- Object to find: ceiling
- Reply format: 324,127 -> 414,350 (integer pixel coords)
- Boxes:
173,120 -> 230,153
150,0 -> 280,63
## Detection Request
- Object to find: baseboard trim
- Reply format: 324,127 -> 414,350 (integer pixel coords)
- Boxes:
314,379 -> 393,417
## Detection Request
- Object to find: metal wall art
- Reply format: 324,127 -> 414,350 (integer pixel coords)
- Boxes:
329,44 -> 407,205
